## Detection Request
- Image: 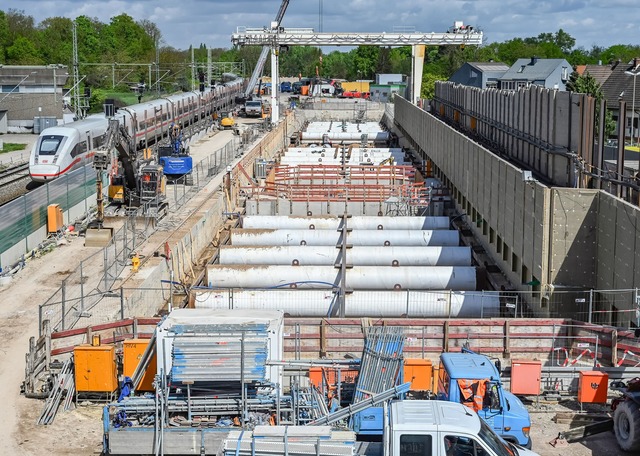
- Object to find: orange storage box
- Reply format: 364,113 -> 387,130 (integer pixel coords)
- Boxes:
74,344 -> 118,393
578,371 -> 608,403
123,339 -> 157,392
309,367 -> 358,390
510,360 -> 542,395
404,359 -> 433,392
47,204 -> 64,233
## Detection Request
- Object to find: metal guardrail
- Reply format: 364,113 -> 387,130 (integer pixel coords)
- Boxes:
37,135 -> 250,335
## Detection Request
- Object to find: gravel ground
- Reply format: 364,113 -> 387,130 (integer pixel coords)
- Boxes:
523,397 -> 634,456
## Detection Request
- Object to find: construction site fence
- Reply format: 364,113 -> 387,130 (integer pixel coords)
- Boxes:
38,218 -> 154,334
36,134 -> 251,336
42,314 -> 640,376
38,282 -> 640,340
0,165 -> 95,269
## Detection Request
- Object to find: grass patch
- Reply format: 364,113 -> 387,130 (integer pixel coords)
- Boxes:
0,143 -> 27,154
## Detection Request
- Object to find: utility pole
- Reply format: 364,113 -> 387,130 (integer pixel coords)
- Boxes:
72,21 -> 84,119
191,47 -> 195,92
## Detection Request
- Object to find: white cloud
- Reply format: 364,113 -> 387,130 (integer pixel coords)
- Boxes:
3,0 -> 639,50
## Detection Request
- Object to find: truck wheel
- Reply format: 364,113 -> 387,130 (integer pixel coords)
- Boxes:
614,400 -> 640,452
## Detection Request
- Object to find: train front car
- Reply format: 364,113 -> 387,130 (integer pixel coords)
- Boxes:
29,115 -> 108,182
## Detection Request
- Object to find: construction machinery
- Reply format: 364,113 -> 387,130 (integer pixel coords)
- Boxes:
158,123 -> 193,185
86,119 -> 167,246
240,0 -> 289,102
219,111 -> 236,129
85,148 -> 114,247
548,377 -> 640,451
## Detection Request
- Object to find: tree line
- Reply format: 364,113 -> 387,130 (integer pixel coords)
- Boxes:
1,9 -> 639,99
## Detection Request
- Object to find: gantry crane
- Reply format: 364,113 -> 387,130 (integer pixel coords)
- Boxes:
232,22 -> 483,122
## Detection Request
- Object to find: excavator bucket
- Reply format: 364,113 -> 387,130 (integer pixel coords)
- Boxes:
85,227 -> 113,247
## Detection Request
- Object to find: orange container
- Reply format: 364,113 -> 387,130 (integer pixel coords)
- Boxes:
404,359 -> 433,392
74,344 -> 118,393
123,339 -> 157,391
578,371 -> 608,403
300,85 -> 309,96
309,367 -> 358,390
47,204 -> 64,233
510,360 -> 542,395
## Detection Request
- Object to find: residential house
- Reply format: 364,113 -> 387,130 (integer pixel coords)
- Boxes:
499,57 -> 571,91
575,63 -> 613,87
600,59 -> 640,143
449,62 -> 509,89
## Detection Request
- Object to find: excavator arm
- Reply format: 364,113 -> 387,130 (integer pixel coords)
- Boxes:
243,0 -> 290,99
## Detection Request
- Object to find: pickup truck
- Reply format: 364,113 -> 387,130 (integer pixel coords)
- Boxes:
385,400 -> 538,456
225,401 -> 540,456
437,350 -> 532,449
244,100 -> 263,118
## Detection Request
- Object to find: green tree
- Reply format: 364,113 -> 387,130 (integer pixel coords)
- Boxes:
353,46 -> 379,80
554,29 -> 576,54
389,47 -> 412,75
37,17 -> 73,65
0,11 -> 9,62
421,72 -> 446,100
6,35 -> 41,64
566,71 -> 615,137
75,15 -> 105,63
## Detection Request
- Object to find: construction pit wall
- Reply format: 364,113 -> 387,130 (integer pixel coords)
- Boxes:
122,111 -> 299,317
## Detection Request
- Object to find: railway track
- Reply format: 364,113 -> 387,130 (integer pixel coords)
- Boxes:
0,162 -> 31,205
0,162 -> 30,187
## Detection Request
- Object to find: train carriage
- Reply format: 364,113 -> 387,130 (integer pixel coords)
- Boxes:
29,77 -> 244,183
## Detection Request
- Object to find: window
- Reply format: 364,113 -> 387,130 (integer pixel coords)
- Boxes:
437,362 -> 449,399
92,134 -> 106,148
70,141 -> 87,158
444,435 -> 490,456
400,434 -> 432,456
38,135 -> 66,156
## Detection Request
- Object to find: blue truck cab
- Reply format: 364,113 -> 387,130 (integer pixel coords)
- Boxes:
438,350 -> 532,449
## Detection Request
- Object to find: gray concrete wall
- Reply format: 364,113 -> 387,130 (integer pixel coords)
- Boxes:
433,83 -> 591,188
394,96 -> 550,312
596,192 -> 640,290
394,96 -> 640,326
548,189 -> 598,288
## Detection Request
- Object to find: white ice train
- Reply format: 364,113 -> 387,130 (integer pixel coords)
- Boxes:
29,76 -> 244,182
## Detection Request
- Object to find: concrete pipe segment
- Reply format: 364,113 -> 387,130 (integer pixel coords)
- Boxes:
219,245 -> 472,266
242,215 -> 451,230
300,131 -> 390,142
193,289 -> 498,318
206,265 -> 477,290
229,229 -> 461,246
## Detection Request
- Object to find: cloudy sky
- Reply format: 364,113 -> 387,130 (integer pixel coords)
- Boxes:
4,0 -> 639,50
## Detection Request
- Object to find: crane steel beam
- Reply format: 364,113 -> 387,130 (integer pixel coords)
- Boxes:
232,28 -> 483,47
232,24 -> 482,118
